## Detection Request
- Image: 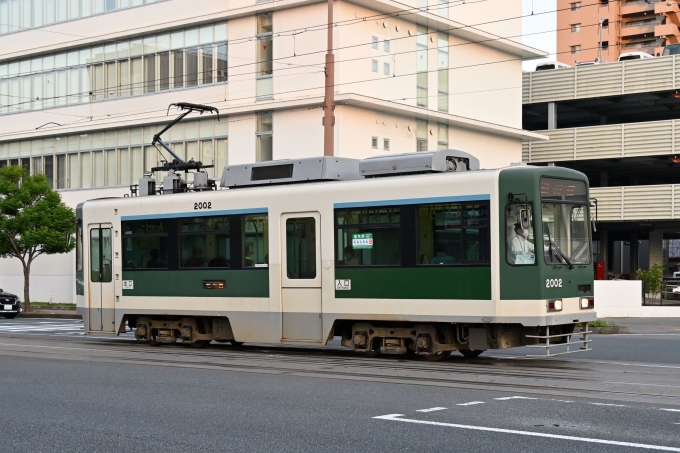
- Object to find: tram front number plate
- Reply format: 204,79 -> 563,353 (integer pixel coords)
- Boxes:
3,305 -> 11,310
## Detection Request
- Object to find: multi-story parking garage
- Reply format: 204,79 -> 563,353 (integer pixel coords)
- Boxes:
0,0 -> 543,302
523,55 -> 680,279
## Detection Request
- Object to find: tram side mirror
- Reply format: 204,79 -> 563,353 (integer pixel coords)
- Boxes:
66,233 -> 72,247
520,209 -> 531,230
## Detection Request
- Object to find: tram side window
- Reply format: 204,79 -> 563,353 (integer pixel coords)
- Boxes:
417,202 -> 489,265
180,216 -> 231,268
335,207 -> 401,266
122,219 -> 170,269
506,204 -> 535,265
243,214 -> 269,267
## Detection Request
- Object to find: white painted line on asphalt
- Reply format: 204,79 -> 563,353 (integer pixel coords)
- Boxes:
495,396 -> 538,401
373,414 -> 680,451
660,409 -> 680,412
457,401 -> 484,406
589,403 -> 627,407
548,399 -> 574,403
416,407 -> 448,413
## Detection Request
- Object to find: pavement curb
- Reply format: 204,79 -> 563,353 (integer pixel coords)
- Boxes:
17,313 -> 82,320
590,325 -> 629,334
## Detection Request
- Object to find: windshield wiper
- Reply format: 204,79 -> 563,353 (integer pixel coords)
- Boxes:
545,226 -> 574,269
550,242 -> 574,269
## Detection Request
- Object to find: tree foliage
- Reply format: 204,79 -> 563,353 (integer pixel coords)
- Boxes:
0,166 -> 75,311
637,263 -> 665,302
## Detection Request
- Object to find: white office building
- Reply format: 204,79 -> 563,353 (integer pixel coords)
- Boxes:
0,0 -> 542,302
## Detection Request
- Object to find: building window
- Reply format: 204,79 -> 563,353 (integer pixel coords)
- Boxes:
571,2 -> 581,11
0,0 -> 171,36
383,138 -> 390,151
371,136 -> 378,149
0,21 -> 228,115
571,45 -> 582,54
383,62 -> 390,75
416,119 -> 428,152
438,32 -> 449,113
437,0 -> 448,18
602,19 -> 609,29
571,23 -> 581,33
256,13 -> 273,100
437,124 -> 448,150
600,0 -> 609,6
416,25 -> 428,108
256,111 -> 273,162
602,41 -> 609,50
384,40 -> 390,52
372,60 -> 378,72
372,36 -> 378,49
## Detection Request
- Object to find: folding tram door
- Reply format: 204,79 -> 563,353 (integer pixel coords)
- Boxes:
88,224 -> 115,333
281,212 -> 323,342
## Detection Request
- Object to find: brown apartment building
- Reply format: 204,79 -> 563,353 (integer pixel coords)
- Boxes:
557,0 -> 680,64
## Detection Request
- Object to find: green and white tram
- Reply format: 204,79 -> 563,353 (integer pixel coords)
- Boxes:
76,149 -> 596,359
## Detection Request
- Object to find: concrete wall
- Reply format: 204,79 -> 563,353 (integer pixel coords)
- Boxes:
594,280 -> 680,317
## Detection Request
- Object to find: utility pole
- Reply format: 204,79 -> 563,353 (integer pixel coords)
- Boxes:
323,0 -> 335,156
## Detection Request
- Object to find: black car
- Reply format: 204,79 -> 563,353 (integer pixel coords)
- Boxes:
0,290 -> 22,319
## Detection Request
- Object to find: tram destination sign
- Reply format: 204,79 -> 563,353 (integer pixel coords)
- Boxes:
352,233 -> 373,249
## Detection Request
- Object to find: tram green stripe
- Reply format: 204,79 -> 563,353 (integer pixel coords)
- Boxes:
334,267 -> 491,300
121,270 -> 269,298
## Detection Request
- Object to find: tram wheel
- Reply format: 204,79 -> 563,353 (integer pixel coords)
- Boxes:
229,341 -> 244,347
422,351 -> 451,361
459,349 -> 484,358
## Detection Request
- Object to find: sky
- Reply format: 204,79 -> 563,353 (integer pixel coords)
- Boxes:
521,0 -> 557,70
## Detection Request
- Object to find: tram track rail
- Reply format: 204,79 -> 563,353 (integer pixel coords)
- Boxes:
1,332 -> 679,406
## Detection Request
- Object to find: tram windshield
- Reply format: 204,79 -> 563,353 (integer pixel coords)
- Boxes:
540,178 -> 591,266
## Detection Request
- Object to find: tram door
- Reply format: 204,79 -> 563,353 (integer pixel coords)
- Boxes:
281,212 -> 322,342
88,224 -> 115,333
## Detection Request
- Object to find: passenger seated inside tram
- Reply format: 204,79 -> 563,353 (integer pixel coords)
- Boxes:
146,248 -> 164,268
509,223 -> 535,264
244,244 -> 255,267
184,247 -> 207,267
343,246 -> 359,265
431,240 -> 455,264
208,255 -> 229,268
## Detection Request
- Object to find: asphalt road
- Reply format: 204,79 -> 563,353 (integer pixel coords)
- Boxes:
1,318 -> 679,453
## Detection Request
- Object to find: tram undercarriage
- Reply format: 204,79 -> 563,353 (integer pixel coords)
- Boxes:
127,315 -> 583,359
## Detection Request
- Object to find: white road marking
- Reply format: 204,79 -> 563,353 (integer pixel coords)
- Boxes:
457,401 -> 484,406
495,396 -> 538,401
416,407 -> 448,413
373,414 -> 680,452
589,403 -> 627,407
661,409 -> 680,413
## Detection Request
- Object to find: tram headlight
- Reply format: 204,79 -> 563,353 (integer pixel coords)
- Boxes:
580,297 -> 594,309
548,299 -> 563,312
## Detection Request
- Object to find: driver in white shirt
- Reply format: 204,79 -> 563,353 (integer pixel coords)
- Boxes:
510,223 -> 534,264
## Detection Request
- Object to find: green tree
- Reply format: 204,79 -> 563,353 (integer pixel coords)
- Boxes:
637,263 -> 665,303
0,166 -> 75,312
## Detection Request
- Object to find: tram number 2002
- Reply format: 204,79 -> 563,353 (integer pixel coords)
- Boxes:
546,278 -> 563,288
194,202 -> 212,210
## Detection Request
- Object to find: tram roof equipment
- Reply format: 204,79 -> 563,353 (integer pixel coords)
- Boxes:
219,150 -> 480,189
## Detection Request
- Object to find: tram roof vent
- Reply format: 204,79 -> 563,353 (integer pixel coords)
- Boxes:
359,149 -> 480,178
220,157 -> 362,188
